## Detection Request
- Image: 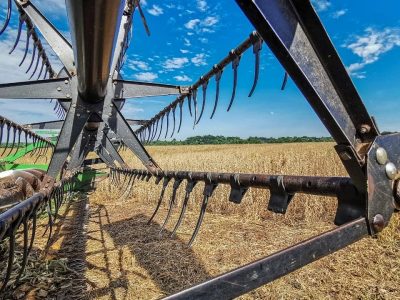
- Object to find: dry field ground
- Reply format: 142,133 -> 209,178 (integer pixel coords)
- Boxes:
4,143 -> 400,299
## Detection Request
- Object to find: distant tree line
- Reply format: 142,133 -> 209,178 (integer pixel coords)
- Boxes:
148,135 -> 334,146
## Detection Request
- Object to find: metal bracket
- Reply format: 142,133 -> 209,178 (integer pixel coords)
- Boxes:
267,176 -> 295,214
229,173 -> 248,204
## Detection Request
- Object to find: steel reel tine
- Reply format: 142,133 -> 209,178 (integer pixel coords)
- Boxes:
6,126 -> 17,156
29,50 -> 41,79
147,176 -> 171,224
248,37 -> 262,97
37,59 -> 45,79
195,80 -> 208,125
15,217 -> 29,285
187,93 -> 193,117
281,72 -> 288,90
43,66 -> 49,79
9,16 -> 23,54
171,178 -> 197,237
192,89 -> 198,128
15,127 -> 22,152
136,0 -> 151,36
188,194 -> 210,247
157,115 -> 164,141
164,110 -> 170,139
0,119 -> 4,145
177,100 -> 183,133
151,118 -> 159,141
1,123 -> 10,156
227,51 -> 241,112
28,207 -> 38,253
0,0 -> 11,35
210,66 -> 222,119
19,29 -> 31,67
170,106 -> 176,138
159,178 -> 183,234
26,42 -> 37,73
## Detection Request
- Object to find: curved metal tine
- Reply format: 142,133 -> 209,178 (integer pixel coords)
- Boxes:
0,214 -> 23,293
1,123 -> 10,156
26,41 -> 37,73
227,52 -> 241,112
171,179 -> 198,237
37,59 -> 46,79
187,93 -> 193,117
192,89 -> 198,128
164,110 -> 170,139
0,119 -> 4,146
9,16 -> 23,54
281,72 -> 288,90
159,178 -> 183,234
29,49 -> 41,79
177,100 -> 183,133
210,67 -> 222,119
170,106 -> 176,138
151,118 -> 159,142
19,29 -> 31,67
43,66 -> 49,79
6,126 -> 17,156
188,194 -> 210,247
0,0 -> 11,35
248,39 -> 262,97
15,127 -> 22,153
195,80 -> 208,125
156,115 -> 164,141
28,206 -> 38,253
147,177 -> 171,224
15,215 -> 30,285
29,136 -> 36,156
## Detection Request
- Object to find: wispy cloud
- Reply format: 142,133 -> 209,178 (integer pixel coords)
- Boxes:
174,75 -> 192,82
180,49 -> 190,54
332,9 -> 348,19
345,27 -> 400,78
163,57 -> 189,69
197,0 -> 208,12
147,5 -> 164,16
191,53 -> 207,66
184,16 -> 219,33
127,59 -> 150,71
312,0 -> 331,12
134,72 -> 158,81
184,19 -> 201,30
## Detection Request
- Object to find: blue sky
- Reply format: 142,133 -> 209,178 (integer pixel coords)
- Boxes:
0,0 -> 400,139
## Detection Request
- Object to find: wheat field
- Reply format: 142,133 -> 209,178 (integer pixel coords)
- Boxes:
7,143 -> 400,299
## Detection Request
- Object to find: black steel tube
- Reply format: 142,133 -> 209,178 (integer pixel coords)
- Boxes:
163,218 -> 368,299
66,0 -> 124,102
113,168 -> 355,197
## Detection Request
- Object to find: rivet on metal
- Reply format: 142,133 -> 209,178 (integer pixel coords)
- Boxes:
57,87 -> 61,92
64,80 -> 69,84
385,162 -> 397,180
372,214 -> 385,232
376,147 -> 388,165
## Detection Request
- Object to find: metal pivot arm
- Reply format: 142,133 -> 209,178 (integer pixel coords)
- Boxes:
24,120 -> 63,130
0,78 -> 71,99
15,0 -> 75,74
66,129 -> 91,171
102,134 -> 127,167
113,80 -> 187,99
235,0 -> 379,190
97,145 -> 117,167
126,119 -> 149,126
107,104 -> 160,172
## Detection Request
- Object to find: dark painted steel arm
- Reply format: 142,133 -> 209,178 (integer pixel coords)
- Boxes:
16,0 -> 75,73
235,0 -> 379,188
113,80 -> 186,99
126,119 -> 149,126
103,134 -> 127,167
24,120 -> 63,130
0,78 -> 71,99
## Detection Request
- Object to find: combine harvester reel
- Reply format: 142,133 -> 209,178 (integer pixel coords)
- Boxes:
0,0 -> 398,298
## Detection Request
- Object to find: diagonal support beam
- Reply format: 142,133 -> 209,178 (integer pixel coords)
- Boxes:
17,1 -> 75,74
113,80 -> 185,99
24,120 -> 63,130
0,78 -> 71,99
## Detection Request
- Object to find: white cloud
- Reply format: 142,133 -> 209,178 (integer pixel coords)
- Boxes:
332,9 -> 348,19
185,19 -> 200,30
199,37 -> 208,43
197,0 -> 208,12
312,0 -> 331,12
147,5 -> 164,16
191,53 -> 207,66
180,49 -> 189,54
134,72 -> 158,81
174,75 -> 192,82
202,16 -> 218,27
127,59 -> 150,71
184,38 -> 191,46
345,27 -> 400,78
140,0 -> 147,7
163,57 -> 189,69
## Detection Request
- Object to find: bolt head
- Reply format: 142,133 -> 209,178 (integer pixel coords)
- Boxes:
64,80 -> 69,84
372,214 -> 385,232
66,94 -> 71,98
385,162 -> 397,180
376,147 -> 388,165
57,87 -> 62,92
